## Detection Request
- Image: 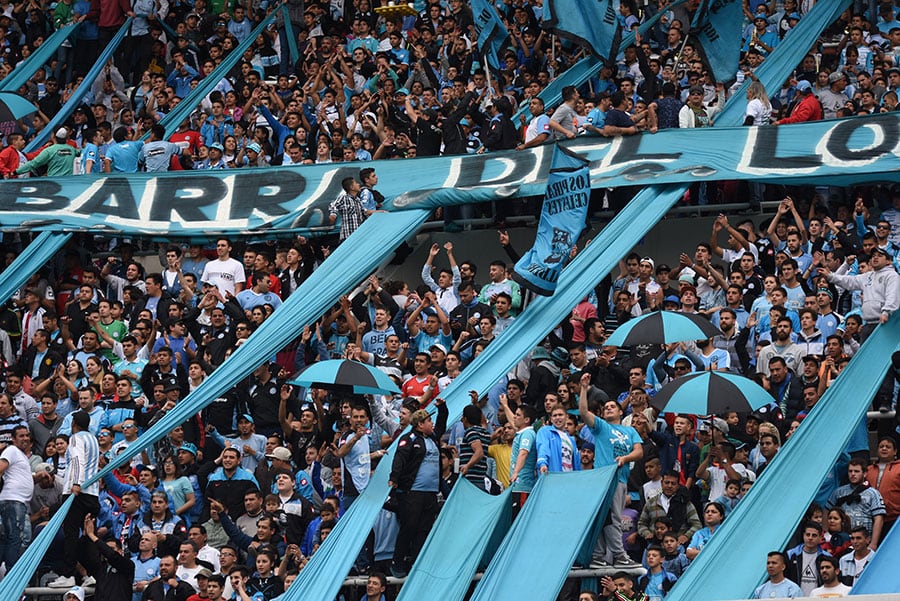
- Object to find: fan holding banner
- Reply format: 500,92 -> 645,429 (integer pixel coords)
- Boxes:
513,144 -> 591,296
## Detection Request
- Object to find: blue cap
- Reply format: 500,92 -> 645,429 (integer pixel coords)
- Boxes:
459,118 -> 470,127
238,413 -> 254,424
178,443 -> 198,456
788,12 -> 801,20
795,80 -> 812,92
664,295 -> 681,306
394,87 -> 409,96
209,142 -> 224,152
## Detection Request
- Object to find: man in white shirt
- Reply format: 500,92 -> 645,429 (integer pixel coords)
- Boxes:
810,556 -> 852,597
200,238 -> 245,296
0,425 -> 37,570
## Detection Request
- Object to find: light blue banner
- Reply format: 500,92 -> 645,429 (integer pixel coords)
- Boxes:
2,111 -> 899,235
25,19 -> 133,153
513,144 -> 590,296
0,23 -> 81,93
692,0 -> 743,84
470,468 -> 618,601
396,479 -> 510,601
542,0 -> 621,61
471,0 -> 510,74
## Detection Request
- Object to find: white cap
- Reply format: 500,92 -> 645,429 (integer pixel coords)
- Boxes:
55,127 -> 68,139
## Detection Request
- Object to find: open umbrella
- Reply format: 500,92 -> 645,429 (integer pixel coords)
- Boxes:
649,371 -> 773,415
605,311 -> 722,346
0,92 -> 37,122
288,359 -> 400,396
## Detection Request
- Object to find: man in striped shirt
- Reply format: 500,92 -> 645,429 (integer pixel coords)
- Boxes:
49,411 -> 101,588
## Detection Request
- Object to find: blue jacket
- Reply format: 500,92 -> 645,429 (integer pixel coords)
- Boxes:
535,426 -> 581,473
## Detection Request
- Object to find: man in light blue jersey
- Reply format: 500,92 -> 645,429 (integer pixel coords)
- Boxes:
48,410 -> 101,588
104,126 -> 143,173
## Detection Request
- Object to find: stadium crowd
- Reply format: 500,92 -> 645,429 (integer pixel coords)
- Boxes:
0,0 -> 897,600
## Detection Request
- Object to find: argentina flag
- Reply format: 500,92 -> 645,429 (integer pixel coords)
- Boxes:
513,145 -> 591,296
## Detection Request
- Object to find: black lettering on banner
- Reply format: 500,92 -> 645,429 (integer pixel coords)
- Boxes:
230,171 -> 305,220
152,177 -> 228,222
606,134 -> 682,167
77,178 -> 139,219
825,113 -> 899,162
289,166 -> 359,228
7,180 -> 70,211
602,0 -> 616,25
747,127 -> 823,170
452,150 -> 549,189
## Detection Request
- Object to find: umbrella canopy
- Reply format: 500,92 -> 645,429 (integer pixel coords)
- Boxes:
605,311 -> 722,346
649,371 -> 773,415
0,92 -> 37,122
288,359 -> 400,396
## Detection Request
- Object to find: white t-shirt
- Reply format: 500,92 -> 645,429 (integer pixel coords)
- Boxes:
200,258 -> 246,296
745,98 -> 772,125
0,445 -> 34,503
810,583 -> 852,597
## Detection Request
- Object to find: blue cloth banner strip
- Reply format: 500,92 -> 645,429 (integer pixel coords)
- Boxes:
470,0 -> 510,74
692,0 -> 743,84
0,232 -> 71,305
0,495 -> 74,599
396,480 -> 511,601
159,8 -> 280,138
515,0 -> 688,122
851,508 -> 900,594
667,316 -> 900,601
470,467 -> 618,601
25,19 -> 134,153
0,23 -> 81,93
282,4 -> 299,67
542,0 -> 621,61
716,0 -> 852,125
4,111 -> 900,235
513,144 -> 591,295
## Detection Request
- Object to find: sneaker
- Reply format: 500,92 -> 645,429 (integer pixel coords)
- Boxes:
613,557 -> 641,568
47,575 -> 76,588
589,558 -> 610,568
389,563 -> 408,579
81,576 -> 96,587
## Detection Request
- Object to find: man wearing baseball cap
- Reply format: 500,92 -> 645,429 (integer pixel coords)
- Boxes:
773,79 -> 823,124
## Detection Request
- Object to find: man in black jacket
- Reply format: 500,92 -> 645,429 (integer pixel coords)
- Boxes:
141,554 -> 195,601
388,399 -> 448,578
81,514 -> 135,601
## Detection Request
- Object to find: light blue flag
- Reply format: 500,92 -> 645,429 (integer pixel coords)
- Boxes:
0,232 -> 71,305
691,0 -> 744,84
542,0 -> 621,61
471,0 -> 511,74
513,144 -> 590,296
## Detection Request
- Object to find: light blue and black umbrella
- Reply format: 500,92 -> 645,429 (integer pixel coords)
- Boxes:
605,311 -> 722,346
649,371 -> 773,415
288,359 -> 400,396
0,92 -> 37,122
